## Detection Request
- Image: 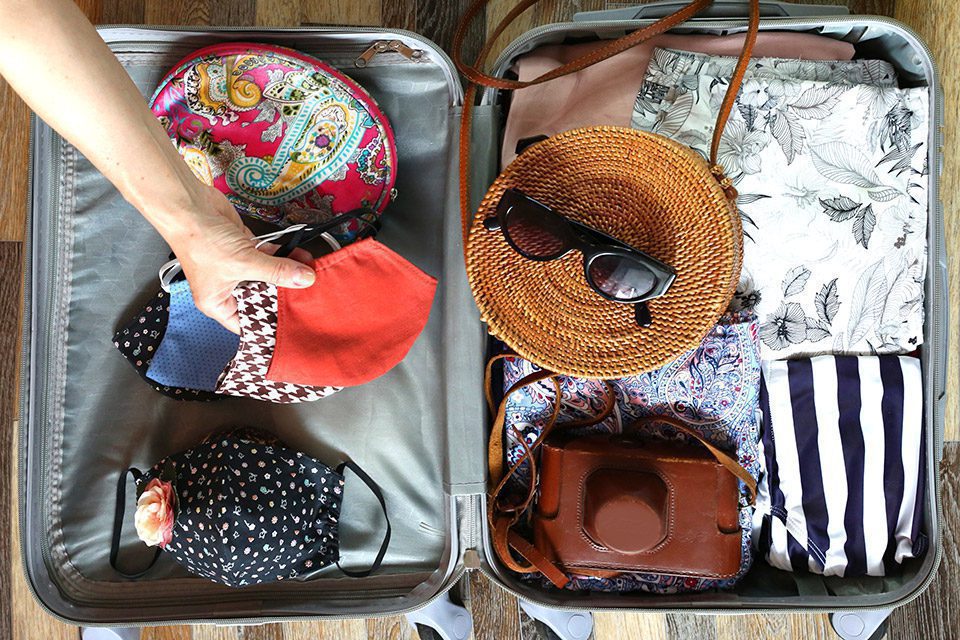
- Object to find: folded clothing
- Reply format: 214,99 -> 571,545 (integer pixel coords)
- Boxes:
632,47 -> 897,132
501,32 -> 855,167
756,355 -> 926,577
145,279 -> 240,392
633,49 -> 929,359
500,312 -> 762,593
216,281 -> 341,403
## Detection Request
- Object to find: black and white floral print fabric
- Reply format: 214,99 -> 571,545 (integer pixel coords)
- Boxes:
632,48 -> 928,359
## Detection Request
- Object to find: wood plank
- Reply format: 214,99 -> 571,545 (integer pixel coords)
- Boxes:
302,0 -> 381,26
210,0 -> 256,26
238,624 -> 284,640
0,243 -> 23,640
144,0 -> 211,25
366,615 -> 417,640
418,0 -> 479,65
0,80 -> 29,242
665,613 -> 716,639
382,0 -> 417,32
143,626 -> 196,640
888,442 -> 960,638
254,0 -> 301,27
468,570 -> 521,640
716,613 -> 834,640
282,619 -> 367,640
594,611 -> 667,639
193,626 -> 239,640
101,0 -> 146,24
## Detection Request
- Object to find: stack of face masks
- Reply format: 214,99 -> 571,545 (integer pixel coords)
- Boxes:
114,227 -> 437,403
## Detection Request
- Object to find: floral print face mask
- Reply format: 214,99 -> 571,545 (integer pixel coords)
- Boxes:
111,430 -> 390,587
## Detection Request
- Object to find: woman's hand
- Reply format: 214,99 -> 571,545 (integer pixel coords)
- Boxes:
159,185 -> 316,334
0,0 -> 318,333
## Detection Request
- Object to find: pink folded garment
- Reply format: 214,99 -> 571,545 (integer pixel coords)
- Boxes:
501,32 -> 855,167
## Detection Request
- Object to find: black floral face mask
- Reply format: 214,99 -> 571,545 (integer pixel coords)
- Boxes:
111,429 -> 390,587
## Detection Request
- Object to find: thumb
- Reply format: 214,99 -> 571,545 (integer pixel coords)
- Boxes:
241,249 -> 316,288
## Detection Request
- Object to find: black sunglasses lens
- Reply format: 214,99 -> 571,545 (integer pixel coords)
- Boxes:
587,254 -> 657,301
503,203 -> 568,259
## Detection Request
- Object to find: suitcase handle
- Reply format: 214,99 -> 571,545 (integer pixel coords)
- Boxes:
573,1 -> 849,21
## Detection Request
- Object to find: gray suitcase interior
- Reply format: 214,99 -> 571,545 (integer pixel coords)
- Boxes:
19,11 -> 946,627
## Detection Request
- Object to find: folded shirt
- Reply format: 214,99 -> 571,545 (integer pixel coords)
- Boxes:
501,32 -> 855,167
633,51 -> 929,359
755,356 -> 926,577
632,47 -> 898,132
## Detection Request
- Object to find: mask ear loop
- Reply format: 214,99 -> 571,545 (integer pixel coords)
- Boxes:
110,467 -> 162,579
158,225 -> 342,292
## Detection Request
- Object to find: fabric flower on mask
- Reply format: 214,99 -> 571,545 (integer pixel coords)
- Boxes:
135,478 -> 176,548
759,302 -> 807,351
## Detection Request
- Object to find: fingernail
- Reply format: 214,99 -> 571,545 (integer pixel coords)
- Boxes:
293,268 -> 315,287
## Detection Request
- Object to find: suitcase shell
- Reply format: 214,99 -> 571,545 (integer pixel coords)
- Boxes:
18,2 -> 946,627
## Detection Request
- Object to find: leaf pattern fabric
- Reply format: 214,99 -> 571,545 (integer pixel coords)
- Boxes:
632,48 -> 928,359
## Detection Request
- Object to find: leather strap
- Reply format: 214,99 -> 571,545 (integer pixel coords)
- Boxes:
627,415 -> 757,505
454,0 -> 761,246
485,356 -> 616,588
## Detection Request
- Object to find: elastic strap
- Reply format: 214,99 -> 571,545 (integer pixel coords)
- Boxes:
158,225 -> 341,291
454,0 -> 760,247
335,461 -> 392,578
110,467 -> 161,579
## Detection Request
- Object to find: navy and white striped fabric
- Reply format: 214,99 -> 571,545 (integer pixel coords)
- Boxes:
753,355 -> 927,577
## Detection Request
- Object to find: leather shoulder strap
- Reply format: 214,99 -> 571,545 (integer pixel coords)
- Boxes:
455,0 -> 760,246
628,415 -> 757,505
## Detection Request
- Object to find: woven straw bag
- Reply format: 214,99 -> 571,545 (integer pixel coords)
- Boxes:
454,0 -> 760,379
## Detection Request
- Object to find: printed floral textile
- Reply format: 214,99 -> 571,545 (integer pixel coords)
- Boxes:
632,48 -> 929,359
500,313 -> 762,593
150,43 -> 397,227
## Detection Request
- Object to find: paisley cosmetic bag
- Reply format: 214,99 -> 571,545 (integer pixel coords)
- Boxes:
150,43 -> 397,226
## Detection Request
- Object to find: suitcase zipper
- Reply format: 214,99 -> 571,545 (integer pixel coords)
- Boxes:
98,25 -> 463,105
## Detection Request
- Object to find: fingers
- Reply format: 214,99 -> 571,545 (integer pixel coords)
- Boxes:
241,249 -> 316,289
194,290 -> 242,334
287,247 -> 314,266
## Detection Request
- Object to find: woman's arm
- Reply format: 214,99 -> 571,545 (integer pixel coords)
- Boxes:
0,0 -> 316,332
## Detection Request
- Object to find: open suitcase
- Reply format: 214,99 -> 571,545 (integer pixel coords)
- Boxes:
18,2 -> 947,638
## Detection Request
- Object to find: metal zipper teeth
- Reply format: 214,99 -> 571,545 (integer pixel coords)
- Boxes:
17,26 -> 465,622
99,24 -> 464,105
475,13 -> 946,612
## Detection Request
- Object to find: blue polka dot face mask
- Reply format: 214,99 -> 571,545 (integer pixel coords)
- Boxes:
110,429 -> 390,587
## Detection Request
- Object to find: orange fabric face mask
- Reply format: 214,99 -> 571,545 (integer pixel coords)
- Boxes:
266,238 -> 437,388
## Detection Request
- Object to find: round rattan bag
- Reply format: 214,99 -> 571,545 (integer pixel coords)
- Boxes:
453,0 -> 759,379
465,126 -> 742,379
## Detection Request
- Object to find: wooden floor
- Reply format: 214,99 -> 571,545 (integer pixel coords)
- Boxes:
0,0 -> 958,638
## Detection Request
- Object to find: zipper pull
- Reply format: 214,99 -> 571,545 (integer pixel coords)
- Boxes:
355,40 -> 425,68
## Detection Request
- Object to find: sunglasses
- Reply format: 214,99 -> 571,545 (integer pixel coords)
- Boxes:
483,189 -> 675,327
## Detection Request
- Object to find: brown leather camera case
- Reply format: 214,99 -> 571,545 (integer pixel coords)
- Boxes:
532,433 -> 743,579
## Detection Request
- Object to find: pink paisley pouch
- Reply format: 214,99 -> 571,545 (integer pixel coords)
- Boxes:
149,43 -> 397,226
